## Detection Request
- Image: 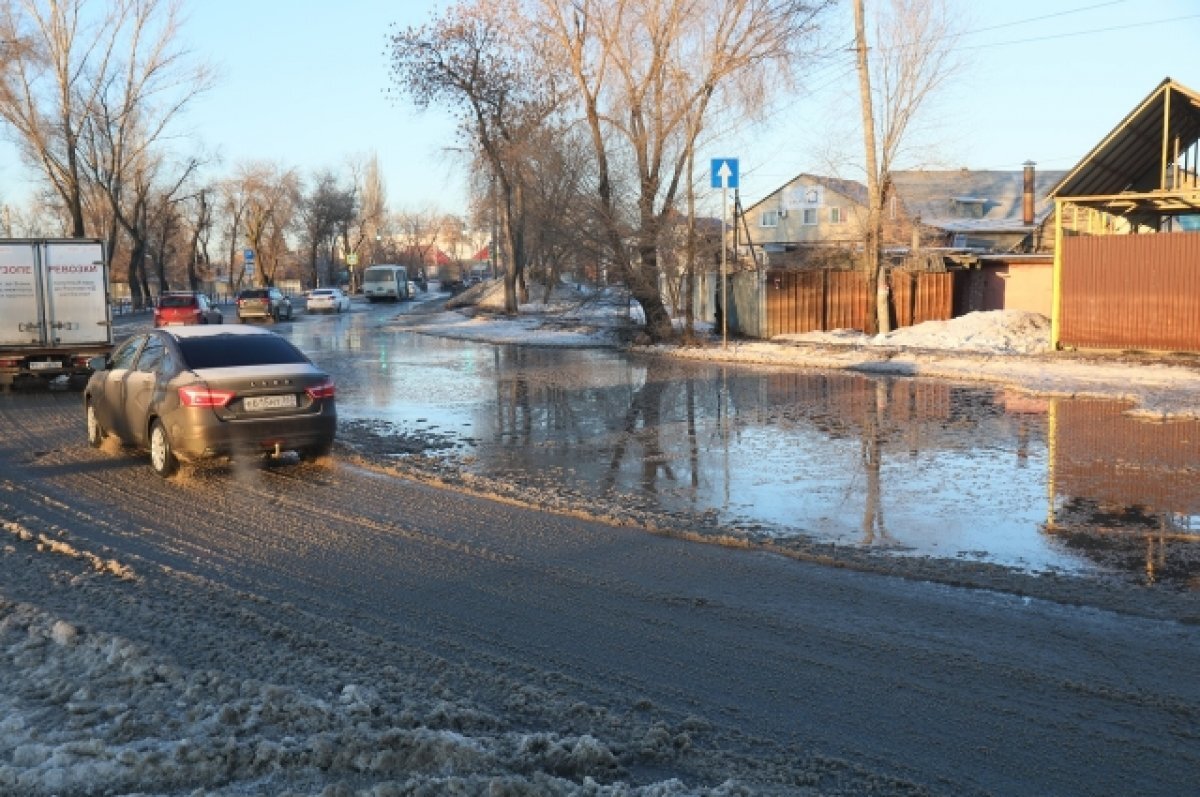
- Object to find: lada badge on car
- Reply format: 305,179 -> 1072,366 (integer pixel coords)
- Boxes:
243,394 -> 298,411
249,378 -> 292,387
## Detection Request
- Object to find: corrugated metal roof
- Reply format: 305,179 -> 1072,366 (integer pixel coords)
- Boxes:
1051,77 -> 1200,199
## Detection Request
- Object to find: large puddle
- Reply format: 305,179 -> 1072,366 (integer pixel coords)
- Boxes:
286,305 -> 1200,588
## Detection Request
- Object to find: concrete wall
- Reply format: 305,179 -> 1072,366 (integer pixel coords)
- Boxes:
980,259 -> 1053,316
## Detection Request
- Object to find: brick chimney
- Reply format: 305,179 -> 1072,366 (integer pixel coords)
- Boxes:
1022,161 -> 1036,226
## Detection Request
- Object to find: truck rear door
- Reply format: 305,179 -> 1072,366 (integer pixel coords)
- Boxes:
43,241 -> 110,347
0,242 -> 43,347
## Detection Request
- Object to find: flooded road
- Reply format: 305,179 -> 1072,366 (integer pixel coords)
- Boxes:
286,301 -> 1200,587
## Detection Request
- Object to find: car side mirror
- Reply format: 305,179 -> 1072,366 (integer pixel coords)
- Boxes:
87,355 -> 108,372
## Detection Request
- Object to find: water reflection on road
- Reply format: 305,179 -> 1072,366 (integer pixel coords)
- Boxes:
286,303 -> 1200,587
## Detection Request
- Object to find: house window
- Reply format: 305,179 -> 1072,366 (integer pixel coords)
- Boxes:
830,207 -> 844,224
759,210 -> 780,227
802,208 -> 818,225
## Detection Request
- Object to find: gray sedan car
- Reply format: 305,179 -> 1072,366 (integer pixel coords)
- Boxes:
84,325 -> 336,476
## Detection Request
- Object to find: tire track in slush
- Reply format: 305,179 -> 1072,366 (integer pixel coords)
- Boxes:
3,396 -> 877,791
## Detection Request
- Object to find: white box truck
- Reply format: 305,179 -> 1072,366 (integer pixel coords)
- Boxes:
0,238 -> 112,389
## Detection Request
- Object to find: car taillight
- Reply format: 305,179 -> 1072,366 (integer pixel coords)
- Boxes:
306,379 -> 336,400
178,385 -> 235,407
0,357 -> 21,368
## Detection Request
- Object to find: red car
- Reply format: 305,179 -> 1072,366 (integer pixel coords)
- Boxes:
154,292 -> 223,326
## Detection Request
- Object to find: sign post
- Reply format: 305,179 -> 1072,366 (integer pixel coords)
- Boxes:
711,158 -> 739,348
346,252 -> 359,293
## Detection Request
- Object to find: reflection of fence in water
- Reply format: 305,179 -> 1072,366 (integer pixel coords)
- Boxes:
1050,399 -> 1200,522
1046,399 -> 1200,585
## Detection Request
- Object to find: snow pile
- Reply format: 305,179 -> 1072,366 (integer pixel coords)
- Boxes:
0,597 -> 732,796
778,310 -> 1053,355
420,281 -> 636,348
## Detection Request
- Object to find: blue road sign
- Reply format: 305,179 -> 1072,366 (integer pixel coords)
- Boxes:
243,248 -> 255,262
711,158 -> 739,189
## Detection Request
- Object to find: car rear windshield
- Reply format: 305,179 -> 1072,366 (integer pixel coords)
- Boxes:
177,334 -> 310,369
239,289 -> 269,299
159,295 -> 197,308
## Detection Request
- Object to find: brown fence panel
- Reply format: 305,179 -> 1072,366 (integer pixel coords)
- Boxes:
1061,233 -> 1200,352
892,272 -> 956,328
826,271 -> 868,330
765,270 -> 827,335
762,268 -> 952,336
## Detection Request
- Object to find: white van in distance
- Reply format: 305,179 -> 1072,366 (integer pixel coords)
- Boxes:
362,264 -> 411,302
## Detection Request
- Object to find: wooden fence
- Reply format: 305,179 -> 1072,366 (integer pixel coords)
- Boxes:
1060,233 -> 1200,353
755,269 -> 955,338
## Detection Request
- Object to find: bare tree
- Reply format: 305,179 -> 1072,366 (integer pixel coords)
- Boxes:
0,0 -> 211,240
358,152 -> 387,267
216,176 -> 249,293
392,206 -> 441,279
299,170 -> 352,288
390,0 -> 558,315
522,123 -> 597,302
181,186 -> 212,291
853,0 -> 960,334
534,0 -> 831,342
240,162 -> 300,287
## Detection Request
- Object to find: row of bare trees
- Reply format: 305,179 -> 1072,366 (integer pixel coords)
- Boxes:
391,0 -> 960,339
392,0 -> 835,339
0,0 -> 463,307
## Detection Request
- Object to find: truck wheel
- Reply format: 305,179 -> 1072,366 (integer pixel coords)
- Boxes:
149,419 -> 179,477
86,401 -> 105,448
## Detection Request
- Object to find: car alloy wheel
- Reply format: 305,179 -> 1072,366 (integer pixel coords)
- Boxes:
86,402 -> 104,448
149,419 -> 179,477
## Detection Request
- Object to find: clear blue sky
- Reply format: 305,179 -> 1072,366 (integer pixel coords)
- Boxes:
2,0 -> 1198,216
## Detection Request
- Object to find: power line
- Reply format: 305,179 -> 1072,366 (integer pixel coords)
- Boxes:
959,13 -> 1200,50
960,0 -> 1133,37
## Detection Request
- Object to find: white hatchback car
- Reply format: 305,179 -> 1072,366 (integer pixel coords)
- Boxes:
307,287 -> 352,313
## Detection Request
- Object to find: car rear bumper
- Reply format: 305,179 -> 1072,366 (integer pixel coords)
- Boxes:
166,409 -> 337,461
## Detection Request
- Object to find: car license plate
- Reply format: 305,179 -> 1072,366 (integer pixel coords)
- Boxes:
29,360 -> 61,370
243,394 -> 297,411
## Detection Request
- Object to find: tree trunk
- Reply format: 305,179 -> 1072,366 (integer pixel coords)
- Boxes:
633,238 -> 674,342
853,0 -> 890,336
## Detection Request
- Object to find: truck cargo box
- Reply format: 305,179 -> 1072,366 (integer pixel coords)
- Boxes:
0,238 -> 112,389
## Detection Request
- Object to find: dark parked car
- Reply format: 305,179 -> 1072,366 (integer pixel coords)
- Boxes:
236,287 -> 293,322
154,292 -> 222,326
84,325 -> 336,476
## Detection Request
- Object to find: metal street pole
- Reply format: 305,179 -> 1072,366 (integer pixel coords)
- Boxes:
721,184 -> 728,349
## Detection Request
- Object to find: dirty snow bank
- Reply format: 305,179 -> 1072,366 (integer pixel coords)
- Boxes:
780,310 -> 1053,355
0,595 -> 732,796
422,281 -> 638,347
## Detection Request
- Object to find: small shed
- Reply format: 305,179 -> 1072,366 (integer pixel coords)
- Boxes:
1050,77 -> 1200,352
